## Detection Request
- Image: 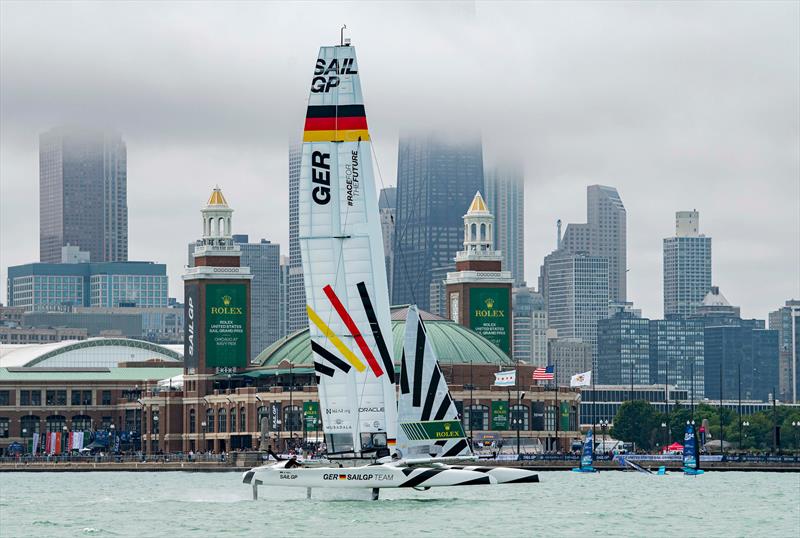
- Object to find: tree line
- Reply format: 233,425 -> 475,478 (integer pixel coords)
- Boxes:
608,400 -> 800,452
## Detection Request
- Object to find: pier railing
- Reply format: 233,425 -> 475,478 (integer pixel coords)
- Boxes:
0,453 -> 231,465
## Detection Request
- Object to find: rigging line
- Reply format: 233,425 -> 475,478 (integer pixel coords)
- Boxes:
369,140 -> 423,307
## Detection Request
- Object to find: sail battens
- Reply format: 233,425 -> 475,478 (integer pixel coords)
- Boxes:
322,284 -> 384,378
310,341 -> 352,374
306,305 -> 367,372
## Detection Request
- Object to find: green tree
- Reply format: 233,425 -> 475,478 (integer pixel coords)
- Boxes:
611,400 -> 662,450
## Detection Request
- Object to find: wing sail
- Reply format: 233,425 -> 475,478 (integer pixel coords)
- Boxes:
299,44 -> 397,455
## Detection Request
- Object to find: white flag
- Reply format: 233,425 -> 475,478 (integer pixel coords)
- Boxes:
494,370 -> 516,386
570,371 -> 592,387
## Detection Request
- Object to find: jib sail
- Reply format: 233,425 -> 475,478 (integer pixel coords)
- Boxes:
397,305 -> 472,459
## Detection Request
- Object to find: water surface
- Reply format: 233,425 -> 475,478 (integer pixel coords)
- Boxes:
1,471 -> 797,537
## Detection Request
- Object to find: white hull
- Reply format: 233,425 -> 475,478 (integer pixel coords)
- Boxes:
243,462 -> 495,489
444,465 -> 539,484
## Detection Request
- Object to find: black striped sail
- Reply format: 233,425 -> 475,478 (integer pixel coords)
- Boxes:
299,44 -> 397,455
398,306 -> 472,458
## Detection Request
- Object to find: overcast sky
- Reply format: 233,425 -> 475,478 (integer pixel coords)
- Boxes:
1,1 -> 798,320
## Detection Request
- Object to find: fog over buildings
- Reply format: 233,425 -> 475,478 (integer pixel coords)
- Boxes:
1,1 -> 798,320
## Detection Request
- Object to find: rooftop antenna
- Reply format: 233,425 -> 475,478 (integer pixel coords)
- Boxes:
556,219 -> 562,249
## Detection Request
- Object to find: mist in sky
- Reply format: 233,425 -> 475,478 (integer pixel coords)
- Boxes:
1,1 -> 798,319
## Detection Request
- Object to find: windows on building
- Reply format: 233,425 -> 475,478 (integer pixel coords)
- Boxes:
0,418 -> 9,438
46,415 -> 66,432
72,415 -> 92,431
283,406 -> 302,432
206,408 -> 215,433
218,408 -> 227,433
20,390 -> 41,406
0,391 -> 9,406
21,416 -> 40,436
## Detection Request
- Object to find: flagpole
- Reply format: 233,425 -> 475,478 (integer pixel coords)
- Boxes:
516,359 -> 521,458
591,366 -> 597,450
554,358 -> 559,453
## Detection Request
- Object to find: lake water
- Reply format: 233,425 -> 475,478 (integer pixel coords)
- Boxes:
0,471 -> 797,537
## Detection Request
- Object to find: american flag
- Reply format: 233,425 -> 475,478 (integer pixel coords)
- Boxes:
532,365 -> 555,380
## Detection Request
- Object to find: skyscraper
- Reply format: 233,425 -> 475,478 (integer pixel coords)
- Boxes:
597,310 -> 650,386
279,255 -> 290,340
189,233 -> 281,361
560,185 -> 626,303
540,250 -> 609,367
287,144 -> 307,333
39,127 -> 128,263
769,300 -> 800,403
663,210 -> 712,317
693,288 -> 780,403
649,317 -> 705,400
392,133 -> 484,310
512,287 -> 547,366
485,163 -> 525,286
379,187 -> 396,299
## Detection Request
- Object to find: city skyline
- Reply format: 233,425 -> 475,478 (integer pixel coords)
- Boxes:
1,2 -> 798,321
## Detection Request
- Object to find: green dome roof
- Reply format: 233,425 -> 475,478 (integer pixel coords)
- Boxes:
255,306 -> 512,368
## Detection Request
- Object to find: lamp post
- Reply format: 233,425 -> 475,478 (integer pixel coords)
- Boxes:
201,421 -> 207,454
516,391 -> 526,458
791,421 -> 799,452
463,360 -> 476,449
62,425 -> 68,455
741,421 -> 750,452
110,423 -> 116,455
22,428 -> 27,453
661,422 -> 668,452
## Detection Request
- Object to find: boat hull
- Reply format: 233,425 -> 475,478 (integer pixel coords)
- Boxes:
571,467 -> 598,473
445,465 -> 540,484
243,463 -> 497,489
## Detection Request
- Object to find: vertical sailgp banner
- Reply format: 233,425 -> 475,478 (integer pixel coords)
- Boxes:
299,43 -> 397,454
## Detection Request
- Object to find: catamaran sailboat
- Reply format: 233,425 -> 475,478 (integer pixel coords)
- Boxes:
682,423 -> 704,476
242,37 -> 538,498
571,429 -> 598,473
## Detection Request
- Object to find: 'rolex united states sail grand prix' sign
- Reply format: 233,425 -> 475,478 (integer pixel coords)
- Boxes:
469,288 -> 510,355
205,283 -> 247,368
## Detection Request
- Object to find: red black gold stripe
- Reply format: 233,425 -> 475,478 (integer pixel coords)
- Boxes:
357,282 -> 395,383
322,285 -> 384,378
303,104 -> 370,143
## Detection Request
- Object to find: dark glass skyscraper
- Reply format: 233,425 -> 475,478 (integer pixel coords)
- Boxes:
392,134 -> 484,310
39,127 -> 127,263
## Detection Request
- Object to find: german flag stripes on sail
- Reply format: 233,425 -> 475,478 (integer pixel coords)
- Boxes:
303,104 -> 370,142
